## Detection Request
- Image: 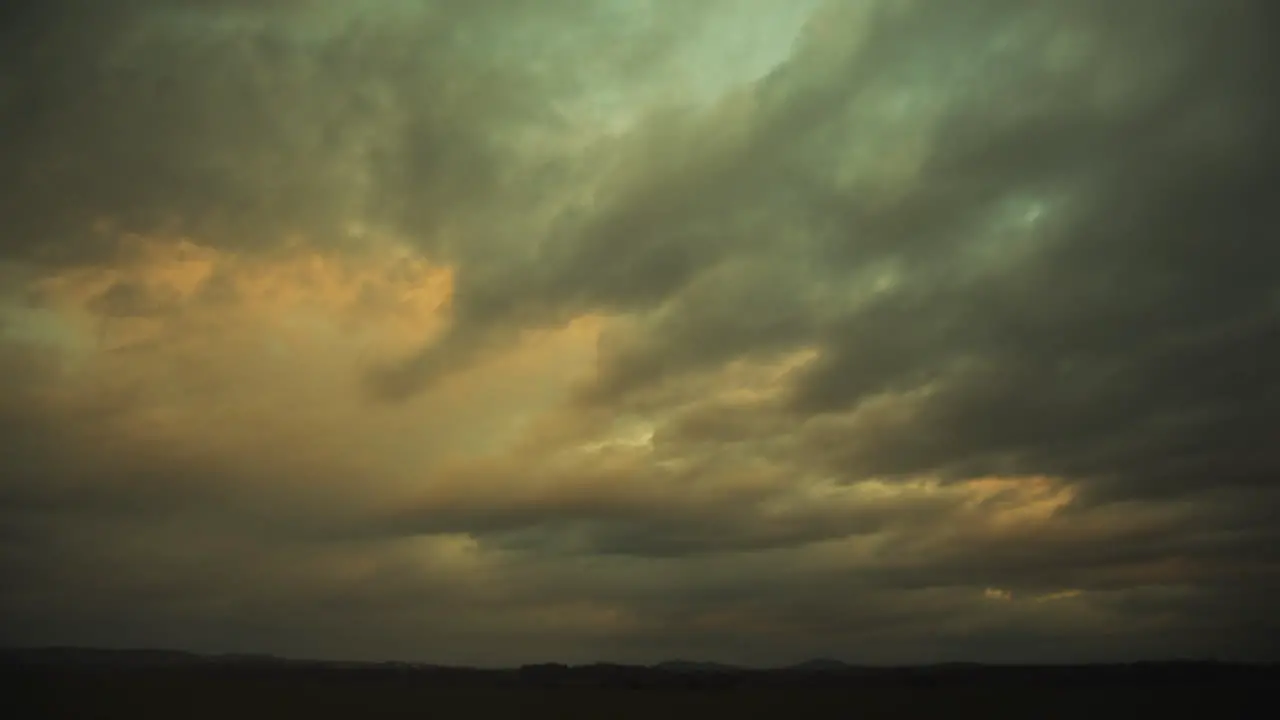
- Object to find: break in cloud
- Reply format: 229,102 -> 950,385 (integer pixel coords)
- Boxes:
1,0 -> 1277,666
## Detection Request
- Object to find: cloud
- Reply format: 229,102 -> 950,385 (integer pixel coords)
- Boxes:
1,0 -> 1277,665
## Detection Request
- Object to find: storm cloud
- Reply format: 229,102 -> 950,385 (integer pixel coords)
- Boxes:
1,0 -> 1277,666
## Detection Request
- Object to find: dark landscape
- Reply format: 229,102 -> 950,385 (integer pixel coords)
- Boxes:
7,648 -> 1276,718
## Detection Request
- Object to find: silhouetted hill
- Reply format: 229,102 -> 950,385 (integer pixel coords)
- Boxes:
4,646 -> 1273,680
6,646 -> 1277,718
0,647 -> 207,667
787,658 -> 852,672
653,659 -> 741,673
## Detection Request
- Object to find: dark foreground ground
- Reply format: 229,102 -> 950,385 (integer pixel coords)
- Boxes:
5,651 -> 1276,719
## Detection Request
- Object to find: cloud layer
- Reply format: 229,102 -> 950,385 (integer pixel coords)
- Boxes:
2,0 -> 1277,666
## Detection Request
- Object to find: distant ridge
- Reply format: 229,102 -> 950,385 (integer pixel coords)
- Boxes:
652,660 -> 741,673
0,647 -> 408,670
787,658 -> 852,672
3,646 -> 1271,676
9,647 -> 1273,717
0,647 -> 208,667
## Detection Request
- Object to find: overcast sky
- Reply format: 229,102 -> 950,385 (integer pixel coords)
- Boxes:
2,0 -> 1277,667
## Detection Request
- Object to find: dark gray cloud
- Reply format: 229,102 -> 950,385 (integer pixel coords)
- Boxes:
0,0 -> 622,265
1,0 -> 1278,666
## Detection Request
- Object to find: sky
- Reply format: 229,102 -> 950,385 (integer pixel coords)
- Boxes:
1,0 -> 1277,667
